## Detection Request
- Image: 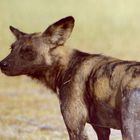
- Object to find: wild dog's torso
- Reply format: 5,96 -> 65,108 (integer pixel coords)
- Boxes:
46,49 -> 140,130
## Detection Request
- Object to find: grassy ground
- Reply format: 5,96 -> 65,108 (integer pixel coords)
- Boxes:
0,73 -> 68,140
1,0 -> 140,139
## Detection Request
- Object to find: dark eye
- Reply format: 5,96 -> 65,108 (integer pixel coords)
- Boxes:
25,45 -> 32,50
20,47 -> 36,61
20,46 -> 32,54
24,48 -> 32,53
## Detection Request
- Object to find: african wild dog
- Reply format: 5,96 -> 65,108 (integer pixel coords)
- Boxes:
0,16 -> 140,140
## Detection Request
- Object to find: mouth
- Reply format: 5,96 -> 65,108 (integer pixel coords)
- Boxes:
0,67 -> 19,76
1,66 -> 8,71
1,68 -> 12,76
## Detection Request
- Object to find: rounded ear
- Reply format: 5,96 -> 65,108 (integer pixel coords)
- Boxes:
9,26 -> 27,39
42,16 -> 75,47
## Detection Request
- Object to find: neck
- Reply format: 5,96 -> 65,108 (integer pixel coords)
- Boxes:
29,46 -> 74,93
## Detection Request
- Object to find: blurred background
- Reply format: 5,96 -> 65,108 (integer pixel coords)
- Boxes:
0,0 -> 140,139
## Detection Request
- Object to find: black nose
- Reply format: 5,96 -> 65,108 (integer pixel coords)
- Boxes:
0,61 -> 9,69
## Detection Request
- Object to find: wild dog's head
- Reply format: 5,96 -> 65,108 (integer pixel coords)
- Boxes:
0,16 -> 74,76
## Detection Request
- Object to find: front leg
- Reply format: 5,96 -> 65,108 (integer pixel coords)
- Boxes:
60,99 -> 89,140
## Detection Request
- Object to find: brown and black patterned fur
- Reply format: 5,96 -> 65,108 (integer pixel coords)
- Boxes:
1,16 -> 140,140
